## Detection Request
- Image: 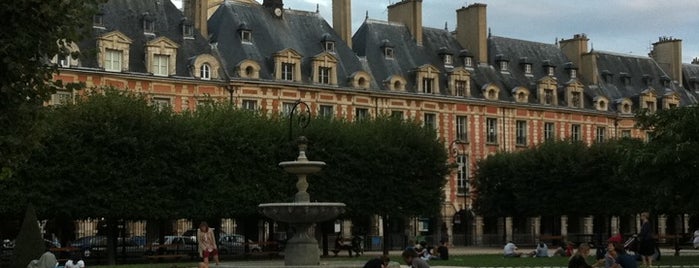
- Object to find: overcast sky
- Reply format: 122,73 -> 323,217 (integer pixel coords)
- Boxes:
173,0 -> 699,63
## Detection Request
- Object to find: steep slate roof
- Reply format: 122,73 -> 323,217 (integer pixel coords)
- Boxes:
488,36 -> 580,105
207,1 -> 364,87
79,0 -> 212,77
591,51 -> 696,106
682,63 -> 699,92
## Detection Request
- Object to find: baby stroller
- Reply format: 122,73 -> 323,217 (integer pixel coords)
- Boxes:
624,234 -> 660,261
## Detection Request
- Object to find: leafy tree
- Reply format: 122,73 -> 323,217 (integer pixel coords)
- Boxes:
0,0 -> 103,180
15,88 -> 179,220
634,106 -> 699,215
11,205 -> 45,268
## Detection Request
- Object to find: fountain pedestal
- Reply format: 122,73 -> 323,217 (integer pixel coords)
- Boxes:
259,137 -> 346,266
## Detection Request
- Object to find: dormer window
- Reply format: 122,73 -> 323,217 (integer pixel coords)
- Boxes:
238,23 -> 252,44
547,66 -> 555,76
93,12 -> 104,28
324,41 -> 335,52
273,48 -> 302,82
620,73 -> 631,86
381,39 -> 395,59
660,75 -> 671,87
524,64 -> 532,75
422,78 -> 434,94
444,54 -> 453,66
602,70 -> 613,83
499,61 -> 509,71
200,63 -> 211,80
642,74 -> 653,86
142,13 -> 155,34
464,57 -> 472,67
241,30 -> 252,43
182,19 -> 194,39
281,63 -> 294,81
438,48 -> 453,67
570,69 -> 577,79
385,47 -> 394,59
544,89 -> 555,105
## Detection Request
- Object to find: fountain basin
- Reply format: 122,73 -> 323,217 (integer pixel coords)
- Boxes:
259,202 -> 345,223
279,161 -> 326,174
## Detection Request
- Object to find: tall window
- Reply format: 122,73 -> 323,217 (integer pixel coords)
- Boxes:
153,54 -> 169,76
571,92 -> 582,108
242,99 -> 257,110
516,120 -> 527,146
544,122 -> 555,141
104,49 -> 122,72
422,78 -> 434,94
486,118 -> 498,143
621,130 -> 631,138
319,105 -> 334,117
544,89 -> 554,105
200,63 -> 211,80
318,67 -> 331,84
424,113 -> 436,129
456,154 -> 469,194
152,97 -> 170,111
456,116 -> 468,141
596,127 -> 606,143
282,102 -> 295,116
281,63 -> 294,81
50,92 -> 72,106
355,108 -> 369,121
571,124 -> 581,141
391,110 -> 404,120
455,80 -> 467,97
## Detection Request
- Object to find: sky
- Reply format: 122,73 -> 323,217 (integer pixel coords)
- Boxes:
173,0 -> 699,63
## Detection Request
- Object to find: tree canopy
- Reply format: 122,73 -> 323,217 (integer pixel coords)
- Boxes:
6,89 -> 449,221
0,0 -> 103,180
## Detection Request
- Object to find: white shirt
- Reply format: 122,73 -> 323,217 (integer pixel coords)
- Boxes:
504,242 -> 517,255
65,260 -> 85,268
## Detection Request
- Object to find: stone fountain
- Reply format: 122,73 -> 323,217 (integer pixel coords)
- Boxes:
259,136 -> 346,266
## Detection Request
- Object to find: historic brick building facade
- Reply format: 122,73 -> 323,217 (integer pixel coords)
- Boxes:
53,0 -> 697,245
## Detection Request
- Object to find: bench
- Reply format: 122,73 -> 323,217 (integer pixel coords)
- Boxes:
658,234 -> 697,256
145,254 -> 187,262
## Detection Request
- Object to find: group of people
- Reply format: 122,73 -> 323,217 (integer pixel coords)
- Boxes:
26,251 -> 85,268
405,240 -> 449,261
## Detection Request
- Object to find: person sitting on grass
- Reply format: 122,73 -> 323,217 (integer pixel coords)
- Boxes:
535,242 -> 549,257
503,241 -> 522,257
402,248 -> 429,268
568,243 -> 604,268
435,240 -> 449,260
363,255 -> 390,268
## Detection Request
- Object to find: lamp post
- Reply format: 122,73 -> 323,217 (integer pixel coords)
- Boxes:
287,99 -> 311,140
448,139 -> 467,245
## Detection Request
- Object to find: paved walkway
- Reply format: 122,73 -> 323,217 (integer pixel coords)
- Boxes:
204,246 -> 698,268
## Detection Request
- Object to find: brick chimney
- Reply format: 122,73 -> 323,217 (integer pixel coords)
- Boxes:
332,0 -> 352,48
456,3 -> 487,65
559,34 -> 590,80
184,0 -> 208,37
651,36 -> 683,84
387,0 -> 423,46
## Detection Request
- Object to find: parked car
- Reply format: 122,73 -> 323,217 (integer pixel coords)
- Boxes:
218,234 -> 261,255
70,236 -> 107,258
146,235 -> 197,255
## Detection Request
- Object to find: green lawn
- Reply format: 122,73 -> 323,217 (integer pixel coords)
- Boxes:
91,254 -> 699,268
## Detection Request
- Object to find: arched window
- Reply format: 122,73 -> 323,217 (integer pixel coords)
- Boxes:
200,63 -> 211,80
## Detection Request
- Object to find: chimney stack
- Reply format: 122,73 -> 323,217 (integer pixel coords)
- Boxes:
559,34 -> 590,80
387,0 -> 423,46
456,3 -> 487,65
184,0 -> 208,38
332,0 -> 352,48
651,37 -> 683,84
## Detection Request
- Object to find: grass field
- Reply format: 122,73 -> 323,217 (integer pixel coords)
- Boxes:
91,254 -> 699,268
